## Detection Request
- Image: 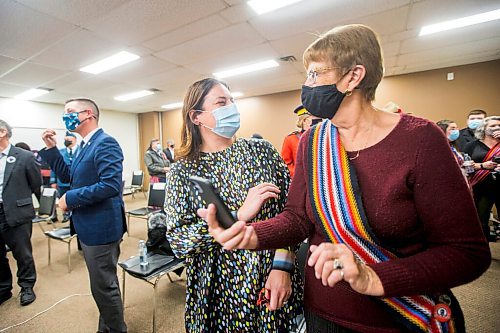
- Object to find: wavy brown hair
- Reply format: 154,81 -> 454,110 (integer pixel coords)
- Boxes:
176,78 -> 229,161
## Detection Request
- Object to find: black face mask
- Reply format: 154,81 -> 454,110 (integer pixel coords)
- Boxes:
64,140 -> 72,147
301,84 -> 346,120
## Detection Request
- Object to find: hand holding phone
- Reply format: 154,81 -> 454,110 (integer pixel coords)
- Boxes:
189,176 -> 236,229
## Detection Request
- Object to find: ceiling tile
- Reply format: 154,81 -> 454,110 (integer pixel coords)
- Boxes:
0,55 -> 23,76
30,29 -> 123,71
0,82 -> 32,98
142,15 -> 230,51
86,0 -> 228,44
1,62 -> 66,87
185,42 -> 280,74
155,22 -> 266,65
102,56 -> 177,85
0,0 -> 79,59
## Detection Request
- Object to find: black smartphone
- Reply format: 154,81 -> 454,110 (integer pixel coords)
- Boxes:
493,156 -> 500,163
188,176 -> 236,229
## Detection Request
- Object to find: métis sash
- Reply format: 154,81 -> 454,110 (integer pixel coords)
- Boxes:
307,120 -> 455,333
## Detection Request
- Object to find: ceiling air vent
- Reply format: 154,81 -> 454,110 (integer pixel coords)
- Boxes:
278,55 -> 297,62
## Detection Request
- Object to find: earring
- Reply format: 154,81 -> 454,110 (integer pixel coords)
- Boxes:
345,89 -> 352,97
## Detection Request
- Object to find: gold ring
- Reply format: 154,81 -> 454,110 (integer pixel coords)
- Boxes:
340,270 -> 344,279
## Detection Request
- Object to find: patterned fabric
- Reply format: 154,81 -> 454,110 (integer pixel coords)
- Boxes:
308,121 -> 455,333
165,138 -> 303,333
469,142 -> 500,187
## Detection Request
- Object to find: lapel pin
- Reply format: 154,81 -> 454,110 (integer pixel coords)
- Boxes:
6,156 -> 16,163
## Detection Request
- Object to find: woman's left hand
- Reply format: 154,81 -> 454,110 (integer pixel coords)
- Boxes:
308,243 -> 384,296
264,270 -> 292,311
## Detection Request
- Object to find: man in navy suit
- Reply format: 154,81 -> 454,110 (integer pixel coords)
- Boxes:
50,131 -> 79,222
40,98 -> 127,333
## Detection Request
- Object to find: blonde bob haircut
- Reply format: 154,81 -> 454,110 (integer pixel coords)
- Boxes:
296,114 -> 310,129
303,24 -> 384,101
475,116 -> 500,140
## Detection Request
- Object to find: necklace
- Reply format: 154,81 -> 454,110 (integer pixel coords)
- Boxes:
347,124 -> 373,160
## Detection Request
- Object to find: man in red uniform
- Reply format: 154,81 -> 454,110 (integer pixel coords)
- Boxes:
281,105 -> 319,177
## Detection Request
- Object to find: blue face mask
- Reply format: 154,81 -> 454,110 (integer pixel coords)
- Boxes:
63,111 -> 87,131
468,119 -> 482,130
447,129 -> 459,142
199,103 -> 240,138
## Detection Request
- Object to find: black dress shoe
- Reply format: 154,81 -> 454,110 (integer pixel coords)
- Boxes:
0,291 -> 12,305
20,287 -> 36,306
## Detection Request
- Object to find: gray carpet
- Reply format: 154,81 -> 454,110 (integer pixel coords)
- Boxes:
1,195 -> 498,332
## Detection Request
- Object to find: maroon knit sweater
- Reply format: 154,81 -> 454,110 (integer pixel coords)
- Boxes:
254,114 -> 491,333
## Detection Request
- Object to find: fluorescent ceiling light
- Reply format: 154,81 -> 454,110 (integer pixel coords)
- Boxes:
213,60 -> 279,79
80,51 -> 140,74
114,90 -> 154,101
247,0 -> 302,15
161,102 -> 183,110
14,88 -> 51,100
232,92 -> 244,98
419,8 -> 500,36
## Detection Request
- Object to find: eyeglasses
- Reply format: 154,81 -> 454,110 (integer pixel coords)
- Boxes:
63,110 -> 89,116
305,67 -> 339,84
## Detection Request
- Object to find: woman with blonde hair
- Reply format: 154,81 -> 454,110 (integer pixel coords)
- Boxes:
201,25 -> 490,333
164,78 -> 302,332
463,115 -> 500,241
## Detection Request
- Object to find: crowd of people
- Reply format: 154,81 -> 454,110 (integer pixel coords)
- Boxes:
0,23 -> 497,333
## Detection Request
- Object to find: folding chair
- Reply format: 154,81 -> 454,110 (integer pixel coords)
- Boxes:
32,188 -> 57,233
45,226 -> 77,273
124,170 -> 146,199
126,183 -> 166,236
119,254 -> 184,333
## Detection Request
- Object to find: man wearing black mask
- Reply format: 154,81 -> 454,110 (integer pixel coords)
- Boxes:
50,132 -> 79,222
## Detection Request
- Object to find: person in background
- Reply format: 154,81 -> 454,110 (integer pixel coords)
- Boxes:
164,78 -> 302,332
163,138 -> 175,163
281,105 -> 319,177
144,138 -> 170,183
40,98 -> 127,333
202,24 -> 491,333
436,120 -> 466,171
50,132 -> 79,222
463,116 -> 500,242
14,142 -> 31,151
0,120 -> 41,306
456,109 -> 487,151
251,133 -> 264,139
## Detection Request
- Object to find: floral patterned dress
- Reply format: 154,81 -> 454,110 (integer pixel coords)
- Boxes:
164,138 -> 303,333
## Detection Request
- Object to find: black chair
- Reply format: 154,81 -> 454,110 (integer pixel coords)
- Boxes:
45,226 -> 77,273
124,170 -> 146,199
119,254 -> 184,333
32,188 -> 57,233
126,183 -> 166,236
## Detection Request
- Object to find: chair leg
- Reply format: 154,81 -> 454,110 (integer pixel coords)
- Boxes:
47,237 -> 51,265
142,189 -> 147,199
153,280 -> 158,333
126,213 -> 130,236
167,273 -> 173,283
122,269 -> 126,305
67,241 -> 72,273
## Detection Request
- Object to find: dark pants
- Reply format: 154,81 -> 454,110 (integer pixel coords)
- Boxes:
0,204 -> 36,296
305,310 -> 356,333
473,190 -> 497,241
81,240 -> 127,333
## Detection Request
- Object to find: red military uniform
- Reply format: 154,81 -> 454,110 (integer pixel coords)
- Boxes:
281,130 -> 302,177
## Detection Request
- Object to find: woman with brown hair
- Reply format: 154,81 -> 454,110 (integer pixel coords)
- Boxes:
201,25 -> 490,333
164,78 -> 302,332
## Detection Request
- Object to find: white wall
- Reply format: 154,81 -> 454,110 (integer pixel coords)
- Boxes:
0,98 -> 140,184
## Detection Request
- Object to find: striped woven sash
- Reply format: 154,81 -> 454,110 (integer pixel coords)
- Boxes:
307,120 -> 455,333
469,142 -> 500,187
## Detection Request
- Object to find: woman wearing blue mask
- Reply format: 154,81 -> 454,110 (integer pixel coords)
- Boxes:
164,78 -> 302,332
436,120 -> 468,178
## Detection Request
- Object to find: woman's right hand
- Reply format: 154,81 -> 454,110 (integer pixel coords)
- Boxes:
198,204 -> 259,250
237,183 -> 281,221
482,160 -> 497,170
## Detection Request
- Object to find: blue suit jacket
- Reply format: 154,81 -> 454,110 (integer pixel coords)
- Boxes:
39,129 -> 126,245
50,146 -> 79,188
